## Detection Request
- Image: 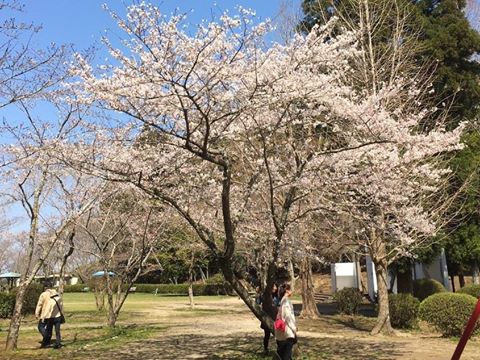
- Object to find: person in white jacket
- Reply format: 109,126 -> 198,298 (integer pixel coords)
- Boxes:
274,284 -> 297,360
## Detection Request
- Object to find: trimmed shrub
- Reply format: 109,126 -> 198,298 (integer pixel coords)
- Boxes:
122,283 -> 231,295
11,282 -> 43,315
389,293 -> 420,329
205,273 -> 225,284
63,282 -> 232,296
63,284 -> 88,293
333,287 -> 363,315
413,279 -> 446,301
419,292 -> 478,336
0,292 -> 15,318
458,284 -> 480,299
135,284 -> 189,294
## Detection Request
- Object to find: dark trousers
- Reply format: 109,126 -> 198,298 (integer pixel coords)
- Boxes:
42,317 -> 62,347
276,338 -> 295,360
263,327 -> 271,350
38,320 -> 46,338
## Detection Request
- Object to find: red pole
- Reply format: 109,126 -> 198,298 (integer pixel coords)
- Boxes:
451,298 -> 480,360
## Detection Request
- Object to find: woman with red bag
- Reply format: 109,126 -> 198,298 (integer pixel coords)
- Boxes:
274,284 -> 297,360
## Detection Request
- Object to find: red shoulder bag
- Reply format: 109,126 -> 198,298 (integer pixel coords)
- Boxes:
273,305 -> 286,332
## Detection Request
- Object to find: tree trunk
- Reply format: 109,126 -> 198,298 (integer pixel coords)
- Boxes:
299,258 -> 320,319
6,259 -> 48,350
58,275 -> 66,296
94,288 -> 105,311
188,253 -> 195,309
107,306 -> 117,327
93,277 -> 105,311
58,231 -> 75,295
451,275 -> 456,292
199,266 -> 207,284
396,266 -> 413,294
102,272 -> 116,327
114,281 -> 122,311
371,260 -> 394,335
109,284 -> 129,329
288,259 -> 296,292
472,262 -> 480,285
106,278 -> 117,327
354,254 -> 363,292
459,270 -> 465,288
5,284 -> 27,351
258,258 -> 268,291
221,264 -> 275,331
188,283 -> 195,309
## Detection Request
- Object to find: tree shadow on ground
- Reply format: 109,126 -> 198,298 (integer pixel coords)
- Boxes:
295,303 -> 377,333
293,303 -> 376,317
322,316 -> 374,333
64,332 -> 407,360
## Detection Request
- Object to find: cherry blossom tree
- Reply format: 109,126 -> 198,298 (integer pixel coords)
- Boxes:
77,187 -> 169,327
285,218 -> 321,319
69,3 -> 465,334
0,2 -> 86,349
0,1 -> 68,108
311,0 -> 470,335
154,225 -> 210,309
0,101 -> 106,350
0,218 -> 16,276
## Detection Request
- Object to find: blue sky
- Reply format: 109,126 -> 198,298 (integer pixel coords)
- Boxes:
1,1 -> 302,138
1,1 -> 301,234
14,1 -> 301,52
12,0 -> 478,52
1,0 -> 478,235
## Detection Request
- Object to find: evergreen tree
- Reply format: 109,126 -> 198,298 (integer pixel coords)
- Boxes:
300,0 -> 480,287
416,0 -> 480,122
445,130 -> 480,286
300,0 -> 480,122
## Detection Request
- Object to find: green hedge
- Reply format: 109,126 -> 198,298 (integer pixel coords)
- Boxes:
0,292 -> 15,318
63,284 -> 89,293
389,293 -> 420,329
333,287 -> 363,315
63,282 -> 232,296
205,273 -> 225,284
413,279 -> 446,301
131,283 -> 231,295
0,282 -> 44,318
458,284 -> 480,299
68,283 -> 231,295
11,283 -> 43,315
419,293 -> 478,337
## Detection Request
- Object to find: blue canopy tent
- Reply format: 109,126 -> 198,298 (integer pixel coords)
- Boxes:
91,271 -> 116,277
0,272 -> 21,290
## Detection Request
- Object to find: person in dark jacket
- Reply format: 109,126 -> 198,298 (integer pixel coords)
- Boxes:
257,284 -> 279,355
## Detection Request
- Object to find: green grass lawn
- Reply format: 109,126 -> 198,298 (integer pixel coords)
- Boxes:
64,292 -> 231,311
0,293 -> 379,360
0,293 -> 231,359
2,293 -> 478,360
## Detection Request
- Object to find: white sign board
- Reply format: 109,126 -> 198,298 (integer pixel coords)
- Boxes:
331,262 -> 358,292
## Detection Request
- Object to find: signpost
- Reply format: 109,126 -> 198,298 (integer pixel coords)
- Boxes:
451,298 -> 480,360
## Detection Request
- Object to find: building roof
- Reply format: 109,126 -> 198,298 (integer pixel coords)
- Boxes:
0,272 -> 21,278
91,271 -> 116,277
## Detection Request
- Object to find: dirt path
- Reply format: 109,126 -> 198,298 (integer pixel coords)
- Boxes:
62,297 -> 480,360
